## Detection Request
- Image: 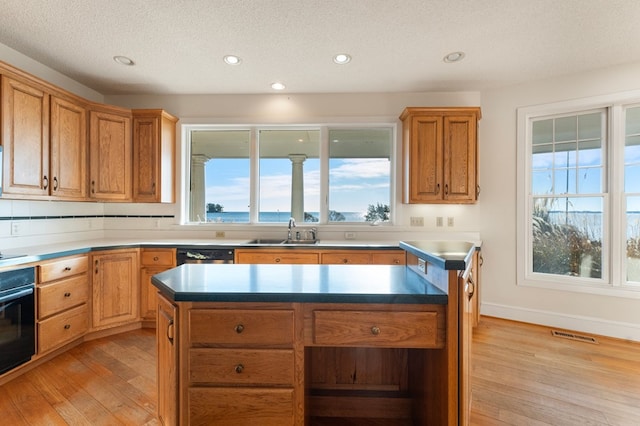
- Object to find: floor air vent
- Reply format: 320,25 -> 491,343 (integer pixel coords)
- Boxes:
551,330 -> 598,344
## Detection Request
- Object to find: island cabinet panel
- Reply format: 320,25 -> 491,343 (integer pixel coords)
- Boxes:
312,310 -> 442,348
157,293 -> 177,426
189,387 -> 295,426
180,303 -> 303,425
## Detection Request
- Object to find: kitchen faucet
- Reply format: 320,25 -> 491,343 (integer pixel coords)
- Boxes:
287,217 -> 296,240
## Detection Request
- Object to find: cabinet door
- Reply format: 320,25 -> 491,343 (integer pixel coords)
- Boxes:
132,110 -> 177,203
407,115 -> 442,203
1,75 -> 50,196
50,96 -> 87,199
91,250 -> 139,328
443,115 -> 477,202
89,109 -> 132,200
157,293 -> 177,426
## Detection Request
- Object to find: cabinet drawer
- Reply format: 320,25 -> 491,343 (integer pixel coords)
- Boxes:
190,348 -> 294,385
38,303 -> 89,353
190,309 -> 294,347
371,251 -> 406,265
189,387 -> 294,425
39,255 -> 88,283
321,252 -> 371,264
141,249 -> 175,267
37,275 -> 89,319
313,310 -> 441,348
236,250 -> 318,264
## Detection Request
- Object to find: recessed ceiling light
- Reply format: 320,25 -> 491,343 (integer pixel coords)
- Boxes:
443,51 -> 465,63
113,55 -> 135,66
333,53 -> 351,64
224,55 -> 241,65
271,82 -> 286,90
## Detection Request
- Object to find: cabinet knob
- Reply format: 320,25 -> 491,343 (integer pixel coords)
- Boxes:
64,324 -> 71,330
153,256 -> 159,261
235,324 -> 245,334
274,257 -> 281,263
235,364 -> 244,374
64,292 -> 71,297
64,266 -> 72,271
371,326 -> 381,336
342,258 -> 348,264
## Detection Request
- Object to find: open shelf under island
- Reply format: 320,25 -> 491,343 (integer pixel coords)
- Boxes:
151,240 -> 480,426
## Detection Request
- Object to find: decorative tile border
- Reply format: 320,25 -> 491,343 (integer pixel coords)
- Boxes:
0,215 -> 175,220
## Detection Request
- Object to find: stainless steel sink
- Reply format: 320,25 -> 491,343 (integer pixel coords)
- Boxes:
247,238 -> 319,245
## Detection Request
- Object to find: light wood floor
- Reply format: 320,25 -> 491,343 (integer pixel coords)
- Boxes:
1,317 -> 639,425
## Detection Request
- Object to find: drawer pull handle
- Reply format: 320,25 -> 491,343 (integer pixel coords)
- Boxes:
64,292 -> 71,297
371,326 -> 381,335
235,364 -> 244,374
167,319 -> 174,345
64,324 -> 71,330
64,266 -> 72,271
235,324 -> 244,334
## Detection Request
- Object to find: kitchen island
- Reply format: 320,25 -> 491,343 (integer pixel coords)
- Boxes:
151,241 -> 479,426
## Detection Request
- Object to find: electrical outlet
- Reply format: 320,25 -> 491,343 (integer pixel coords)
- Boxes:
215,231 -> 226,238
410,216 -> 424,227
344,232 -> 356,240
11,222 -> 23,236
447,217 -> 454,227
436,217 -> 444,227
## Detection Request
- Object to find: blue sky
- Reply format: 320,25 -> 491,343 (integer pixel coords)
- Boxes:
205,157 -> 390,213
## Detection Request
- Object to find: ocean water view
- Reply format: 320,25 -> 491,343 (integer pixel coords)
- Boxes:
206,211 -> 366,223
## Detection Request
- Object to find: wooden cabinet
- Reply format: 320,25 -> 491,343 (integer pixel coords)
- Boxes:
236,248 -> 405,265
1,74 -> 88,200
400,107 -> 481,204
132,109 -> 178,203
88,105 -> 132,201
36,255 -> 90,353
91,249 -> 139,329
1,75 -> 50,196
181,304 -> 299,425
157,293 -> 177,426
320,249 -> 406,265
235,249 -> 319,264
50,95 -> 87,199
140,248 -> 176,322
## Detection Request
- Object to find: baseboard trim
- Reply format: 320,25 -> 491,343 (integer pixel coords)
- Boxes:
482,302 -> 640,343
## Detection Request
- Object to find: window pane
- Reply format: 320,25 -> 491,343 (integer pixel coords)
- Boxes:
532,170 -> 553,194
328,128 -> 392,223
191,130 -> 250,223
532,196 -> 603,278
577,112 -> 601,140
258,129 -> 320,223
532,119 -> 553,144
577,167 -> 602,194
627,196 -> 640,284
555,116 -> 577,142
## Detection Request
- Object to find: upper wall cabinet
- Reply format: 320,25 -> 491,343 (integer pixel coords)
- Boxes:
89,105 -> 132,201
132,109 -> 178,203
400,107 -> 481,204
1,74 -> 87,200
1,75 -> 50,197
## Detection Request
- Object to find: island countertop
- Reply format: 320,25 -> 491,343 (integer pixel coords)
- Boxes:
151,263 -> 447,304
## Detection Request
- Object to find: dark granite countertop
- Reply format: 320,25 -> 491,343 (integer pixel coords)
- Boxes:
151,263 -> 447,304
399,240 -> 477,270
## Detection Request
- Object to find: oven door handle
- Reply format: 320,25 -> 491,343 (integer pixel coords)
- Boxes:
0,286 -> 34,304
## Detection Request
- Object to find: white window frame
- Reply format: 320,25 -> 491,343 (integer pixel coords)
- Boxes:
179,122 -> 397,226
517,91 -> 640,299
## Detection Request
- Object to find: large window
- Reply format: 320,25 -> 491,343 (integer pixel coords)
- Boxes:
518,95 -> 640,295
186,125 -> 393,224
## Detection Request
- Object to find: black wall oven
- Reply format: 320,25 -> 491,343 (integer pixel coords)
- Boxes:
0,266 -> 36,375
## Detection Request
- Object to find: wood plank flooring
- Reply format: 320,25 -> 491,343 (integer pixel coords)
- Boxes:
1,317 -> 639,425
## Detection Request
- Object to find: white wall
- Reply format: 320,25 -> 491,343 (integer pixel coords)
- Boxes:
477,62 -> 640,342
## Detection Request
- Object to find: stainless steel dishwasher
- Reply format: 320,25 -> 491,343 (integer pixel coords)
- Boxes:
176,248 -> 235,265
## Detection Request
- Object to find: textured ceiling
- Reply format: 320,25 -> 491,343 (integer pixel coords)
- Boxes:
1,0 -> 639,95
